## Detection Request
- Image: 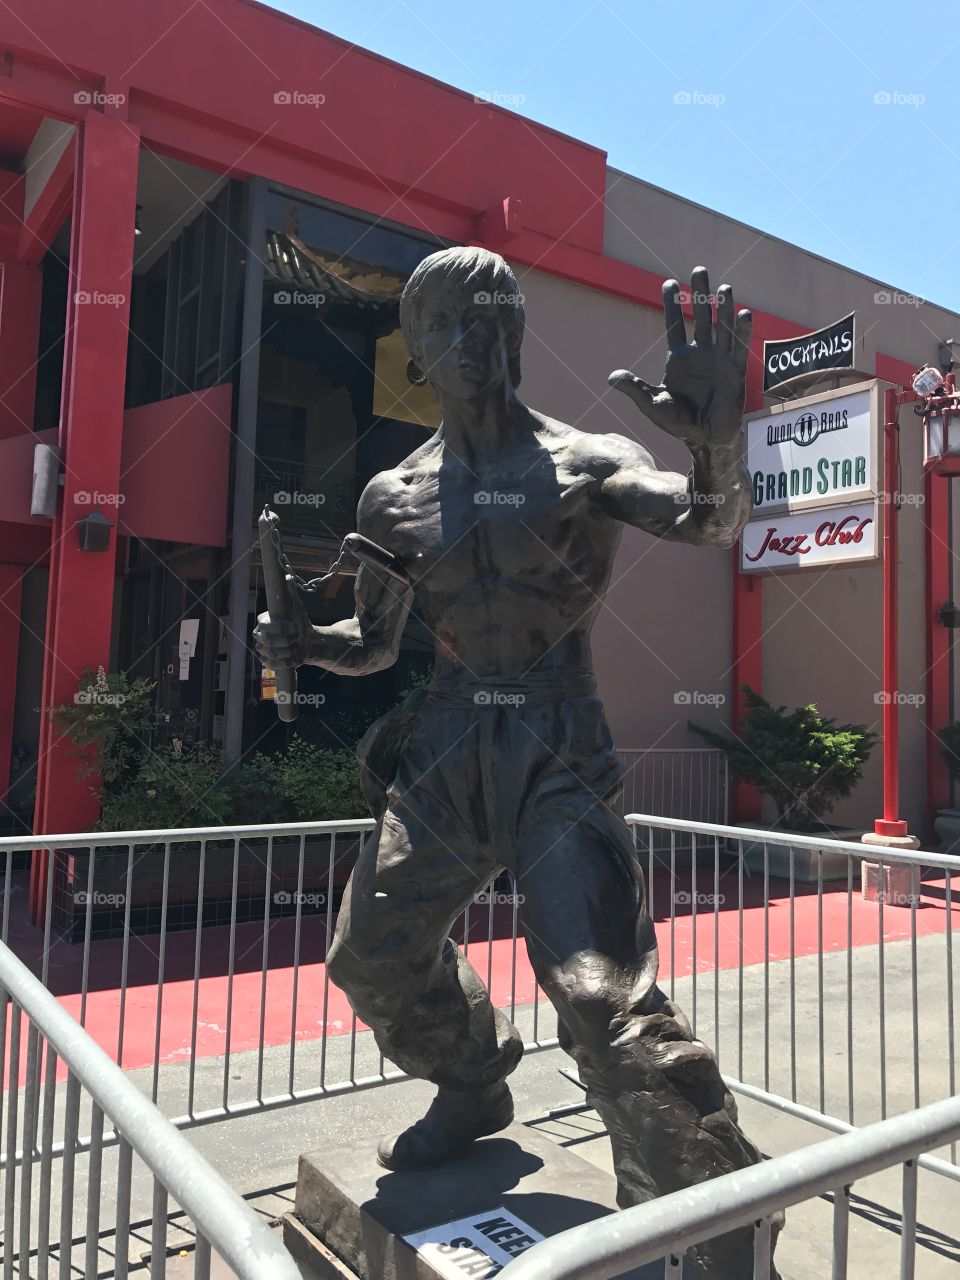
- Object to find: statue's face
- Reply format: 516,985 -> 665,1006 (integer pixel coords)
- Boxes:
414,286 -> 510,399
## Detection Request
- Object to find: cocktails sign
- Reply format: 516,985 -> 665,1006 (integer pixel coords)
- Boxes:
762,313 -> 855,393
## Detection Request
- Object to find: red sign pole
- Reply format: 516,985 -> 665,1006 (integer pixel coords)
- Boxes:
874,386 -> 909,839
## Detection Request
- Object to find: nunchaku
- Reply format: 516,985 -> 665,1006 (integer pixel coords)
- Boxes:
258,505 -> 409,724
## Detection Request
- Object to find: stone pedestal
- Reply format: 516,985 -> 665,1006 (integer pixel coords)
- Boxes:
284,1123 -> 672,1279
859,830 -> 922,905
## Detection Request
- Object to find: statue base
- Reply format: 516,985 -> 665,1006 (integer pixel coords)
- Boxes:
284,1121 -> 667,1279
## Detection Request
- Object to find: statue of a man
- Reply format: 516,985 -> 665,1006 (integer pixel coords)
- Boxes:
255,247 -> 780,1278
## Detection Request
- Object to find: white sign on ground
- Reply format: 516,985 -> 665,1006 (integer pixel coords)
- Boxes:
740,499 -> 877,574
403,1207 -> 544,1278
744,381 -> 880,516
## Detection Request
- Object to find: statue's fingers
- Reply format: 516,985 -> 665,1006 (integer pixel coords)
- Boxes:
733,308 -> 753,375
716,285 -> 735,355
608,369 -> 661,414
661,279 -> 687,352
691,266 -> 713,347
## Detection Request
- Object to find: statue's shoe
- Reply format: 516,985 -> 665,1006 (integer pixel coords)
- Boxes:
377,1083 -> 514,1171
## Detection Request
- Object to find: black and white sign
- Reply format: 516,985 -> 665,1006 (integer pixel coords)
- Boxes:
763,314 -> 855,393
744,383 -> 879,516
403,1208 -> 543,1278
740,500 -> 877,574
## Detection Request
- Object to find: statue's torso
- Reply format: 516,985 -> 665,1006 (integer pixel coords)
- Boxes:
373,422 -> 623,678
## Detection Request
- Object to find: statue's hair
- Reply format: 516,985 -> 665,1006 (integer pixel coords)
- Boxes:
400,246 -> 524,387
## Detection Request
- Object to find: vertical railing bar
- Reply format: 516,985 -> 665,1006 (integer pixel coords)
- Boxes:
195,1233 -> 212,1280
288,833 -> 306,1096
910,879 -> 920,1110
17,1023 -> 40,1272
645,825 -> 654,921
713,835 -> 720,1066
847,856 -> 855,1126
947,871 -> 956,1163
485,885 -> 495,996
79,844 -> 96,1026
900,1158 -> 918,1280
320,832 -> 337,1088
763,842 -> 770,1093
1,845 -> 12,944
188,839 -> 207,1120
4,1003 -> 22,1280
752,1216 -> 772,1280
37,1043 -> 58,1280
40,846 -> 55,990
832,1183 -> 850,1280
257,835 -> 274,1103
58,1071 -> 81,1280
879,857 -> 887,1120
509,873 -> 519,1025
818,849 -> 825,1116
221,838 -> 240,1112
151,840 -> 172,1105
116,842 -> 135,1068
691,833 -> 698,1037
738,836 -> 744,1082
114,1135 -> 133,1280
669,829 -> 676,1002
83,1101 -> 105,1280
150,1179 -> 168,1280
789,845 -> 796,1102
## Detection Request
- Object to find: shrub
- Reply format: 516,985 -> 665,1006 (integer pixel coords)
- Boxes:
98,741 -> 233,831
48,667 -> 156,788
229,736 -> 367,825
691,686 -> 877,832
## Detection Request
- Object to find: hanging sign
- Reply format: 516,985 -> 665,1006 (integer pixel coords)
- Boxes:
740,499 -> 877,573
402,1208 -> 543,1278
763,313 -> 855,393
744,381 -> 881,517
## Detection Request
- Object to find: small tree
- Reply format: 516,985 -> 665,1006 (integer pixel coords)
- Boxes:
691,686 -> 877,832
49,667 -> 157,789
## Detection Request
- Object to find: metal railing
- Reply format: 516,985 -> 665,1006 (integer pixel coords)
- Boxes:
624,813 -> 960,1178
614,749 -> 727,826
0,819 -> 559,1138
501,1093 -> 960,1279
0,938 -> 301,1279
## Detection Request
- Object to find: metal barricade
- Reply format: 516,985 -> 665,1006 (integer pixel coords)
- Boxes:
501,1093 -> 960,1279
0,938 -> 301,1279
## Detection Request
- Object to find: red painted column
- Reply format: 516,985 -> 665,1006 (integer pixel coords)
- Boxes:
925,468 -> 952,830
0,564 -> 23,807
0,262 -> 42,439
31,112 -> 139,914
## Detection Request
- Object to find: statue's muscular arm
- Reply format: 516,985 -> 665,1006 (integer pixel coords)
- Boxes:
254,472 -> 413,676
590,431 -> 752,549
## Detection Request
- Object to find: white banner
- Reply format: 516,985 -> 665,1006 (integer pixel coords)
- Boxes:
740,500 -> 877,574
403,1208 -> 543,1278
744,384 -> 878,516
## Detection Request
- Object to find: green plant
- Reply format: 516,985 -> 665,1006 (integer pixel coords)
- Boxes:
230,736 -> 367,824
48,667 -> 156,787
938,722 -> 960,783
99,741 -> 233,831
691,686 -> 877,831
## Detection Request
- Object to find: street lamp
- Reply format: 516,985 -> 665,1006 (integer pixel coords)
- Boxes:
914,365 -> 960,475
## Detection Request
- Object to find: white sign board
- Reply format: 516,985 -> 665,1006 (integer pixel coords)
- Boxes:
403,1208 -> 543,1278
744,382 -> 879,517
740,500 -> 877,574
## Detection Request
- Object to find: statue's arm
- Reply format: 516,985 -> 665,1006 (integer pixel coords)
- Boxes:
254,473 -> 413,676
595,433 -> 752,550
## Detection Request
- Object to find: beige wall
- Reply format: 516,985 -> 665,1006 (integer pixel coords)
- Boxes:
509,171 -> 960,835
508,265 -> 735,755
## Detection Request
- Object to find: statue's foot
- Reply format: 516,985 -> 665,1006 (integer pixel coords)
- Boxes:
377,1082 -> 514,1171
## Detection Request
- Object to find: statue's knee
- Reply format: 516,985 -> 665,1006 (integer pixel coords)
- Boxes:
553,965 -> 622,1052
327,935 -> 369,994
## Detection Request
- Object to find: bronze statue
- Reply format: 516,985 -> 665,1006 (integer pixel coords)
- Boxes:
255,247 -> 780,1278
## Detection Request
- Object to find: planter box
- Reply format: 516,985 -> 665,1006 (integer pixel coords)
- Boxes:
51,832 -> 363,942
735,824 -> 865,883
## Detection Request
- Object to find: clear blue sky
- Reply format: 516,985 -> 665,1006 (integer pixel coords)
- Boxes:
269,0 -> 959,313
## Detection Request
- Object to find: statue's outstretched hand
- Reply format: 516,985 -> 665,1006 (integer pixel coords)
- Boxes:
609,267 -> 751,449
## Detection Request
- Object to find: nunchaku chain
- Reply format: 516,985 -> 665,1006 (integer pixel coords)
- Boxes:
269,521 -> 354,594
